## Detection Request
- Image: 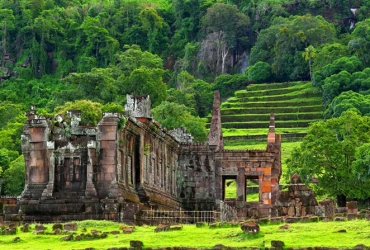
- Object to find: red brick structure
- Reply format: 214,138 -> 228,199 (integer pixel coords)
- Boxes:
5,91 -> 282,223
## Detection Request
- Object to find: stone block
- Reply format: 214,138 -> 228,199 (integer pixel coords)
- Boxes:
347,213 -> 357,221
64,222 -> 77,231
346,201 -> 358,215
271,240 -> 285,250
285,217 -> 300,223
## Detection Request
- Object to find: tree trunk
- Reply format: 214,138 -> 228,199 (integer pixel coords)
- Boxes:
336,194 -> 346,207
221,45 -> 228,74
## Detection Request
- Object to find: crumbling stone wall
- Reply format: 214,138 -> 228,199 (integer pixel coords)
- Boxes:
177,92 -> 282,218
273,175 -> 318,217
10,91 -> 283,223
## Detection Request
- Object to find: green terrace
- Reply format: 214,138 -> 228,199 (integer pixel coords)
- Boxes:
221,112 -> 322,123
222,98 -> 322,108
221,105 -> 323,115
213,81 -> 323,145
222,120 -> 319,129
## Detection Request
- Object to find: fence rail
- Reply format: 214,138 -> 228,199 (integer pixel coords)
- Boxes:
140,209 -> 221,225
140,201 -> 239,225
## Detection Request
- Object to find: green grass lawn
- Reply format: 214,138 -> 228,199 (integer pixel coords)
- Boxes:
1,220 -> 370,249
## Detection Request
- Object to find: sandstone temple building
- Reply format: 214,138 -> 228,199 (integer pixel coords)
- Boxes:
4,91 -> 285,223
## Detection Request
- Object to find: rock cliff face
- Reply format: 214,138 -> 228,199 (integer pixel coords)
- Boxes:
5,91 -> 282,223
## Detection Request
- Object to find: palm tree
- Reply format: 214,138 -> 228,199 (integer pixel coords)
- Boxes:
302,45 -> 316,81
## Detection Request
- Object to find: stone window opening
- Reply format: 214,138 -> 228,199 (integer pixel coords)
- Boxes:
222,176 -> 237,202
246,177 -> 260,203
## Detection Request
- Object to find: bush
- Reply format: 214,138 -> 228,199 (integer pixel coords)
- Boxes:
247,62 -> 272,83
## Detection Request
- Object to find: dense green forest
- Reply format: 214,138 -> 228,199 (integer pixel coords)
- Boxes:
1,0 -> 370,204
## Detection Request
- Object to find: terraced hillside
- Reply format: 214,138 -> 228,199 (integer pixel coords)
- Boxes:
220,81 -> 323,144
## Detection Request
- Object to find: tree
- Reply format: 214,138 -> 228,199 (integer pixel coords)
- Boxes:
200,3 -> 250,76
250,15 -> 336,81
114,45 -> 167,107
0,9 -> 15,66
139,7 -> 163,53
247,61 -> 271,83
152,101 -> 208,142
348,18 -> 370,66
1,155 -> 25,195
213,74 -> 248,99
302,45 -> 316,81
312,43 -> 348,73
323,56 -> 363,77
287,110 -> 370,206
54,100 -> 103,126
325,91 -> 370,118
61,68 -> 117,104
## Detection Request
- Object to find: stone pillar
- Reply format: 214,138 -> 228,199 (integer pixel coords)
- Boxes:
21,111 -> 49,199
42,141 -> 56,197
85,140 -> 97,197
98,113 -> 120,198
236,166 -> 245,208
207,91 -> 224,152
267,113 -> 275,143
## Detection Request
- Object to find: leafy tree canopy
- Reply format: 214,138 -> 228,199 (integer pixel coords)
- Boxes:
287,110 -> 370,206
247,61 -> 271,83
54,100 -> 104,126
1,155 -> 25,195
250,14 -> 336,81
325,91 -> 370,118
152,101 -> 208,142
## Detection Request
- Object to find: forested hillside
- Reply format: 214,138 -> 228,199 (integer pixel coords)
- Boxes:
1,0 -> 370,200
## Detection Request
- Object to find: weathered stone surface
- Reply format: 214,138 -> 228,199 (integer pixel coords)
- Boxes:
21,223 -> 29,232
130,240 -> 144,249
2,227 -> 17,235
241,222 -> 260,234
123,227 -> 135,234
52,223 -> 63,231
271,240 -> 285,250
170,225 -> 183,231
60,235 -> 73,241
285,217 -> 300,223
347,213 -> 357,221
64,222 -> 77,231
334,217 -> 346,221
35,224 -> 45,230
155,224 -> 170,233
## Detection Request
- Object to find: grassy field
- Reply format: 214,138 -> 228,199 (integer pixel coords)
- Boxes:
1,220 -> 370,249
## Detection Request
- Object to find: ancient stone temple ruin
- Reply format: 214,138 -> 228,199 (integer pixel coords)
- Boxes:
4,91 -> 282,223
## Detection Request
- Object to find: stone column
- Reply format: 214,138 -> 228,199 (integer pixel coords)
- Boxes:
236,166 -> 245,208
85,140 -> 97,197
42,141 -> 56,197
98,113 -> 119,198
21,115 -> 49,199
